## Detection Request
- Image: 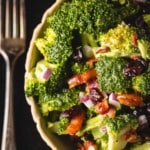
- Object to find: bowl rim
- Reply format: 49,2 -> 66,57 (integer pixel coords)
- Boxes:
24,0 -> 73,149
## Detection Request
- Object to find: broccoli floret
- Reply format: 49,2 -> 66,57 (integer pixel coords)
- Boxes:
96,56 -> 131,93
143,14 -> 150,28
132,63 -> 150,95
50,116 -> 70,135
137,39 -> 150,59
130,142 -> 150,150
105,114 -> 138,150
38,88 -> 81,116
71,62 -> 91,74
36,0 -> 139,64
25,60 -> 70,96
95,24 -> 140,58
36,59 -> 70,94
24,68 -> 47,96
77,114 -> 106,136
35,27 -> 56,61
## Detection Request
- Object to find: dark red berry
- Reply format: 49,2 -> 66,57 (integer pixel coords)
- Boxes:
89,88 -> 104,104
124,58 -> 148,77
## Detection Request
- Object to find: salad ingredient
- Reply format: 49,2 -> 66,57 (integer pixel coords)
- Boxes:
25,0 -> 150,149
132,63 -> 150,95
89,88 -> 104,104
35,27 -> 56,61
105,114 -> 138,150
66,112 -> 84,135
137,39 -> 150,59
68,69 -> 97,88
71,62 -> 90,74
25,59 -> 70,96
95,100 -> 110,114
124,57 -> 148,77
108,93 -> 121,109
98,24 -> 139,57
25,70 -> 46,97
143,14 -> 150,28
35,0 -> 139,65
117,93 -> 144,107
77,114 -> 106,136
82,140 -> 98,150
96,56 -> 131,93
38,88 -> 81,116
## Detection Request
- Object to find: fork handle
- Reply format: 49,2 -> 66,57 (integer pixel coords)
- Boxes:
1,57 -> 16,150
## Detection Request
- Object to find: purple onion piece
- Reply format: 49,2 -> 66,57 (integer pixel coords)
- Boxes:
138,114 -> 148,125
42,68 -> 52,80
108,93 -> 120,108
100,126 -> 107,133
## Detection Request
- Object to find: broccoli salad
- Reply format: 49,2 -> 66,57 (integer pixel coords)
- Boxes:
25,0 -> 150,149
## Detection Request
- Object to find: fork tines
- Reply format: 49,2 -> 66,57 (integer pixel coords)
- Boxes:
1,0 -> 25,39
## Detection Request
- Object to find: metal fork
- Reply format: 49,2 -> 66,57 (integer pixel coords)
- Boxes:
0,0 -> 26,149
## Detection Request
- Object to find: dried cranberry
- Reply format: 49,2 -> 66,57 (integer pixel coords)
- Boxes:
73,50 -> 83,62
89,88 -> 104,104
124,58 -> 148,77
83,133 -> 94,141
61,106 -> 82,119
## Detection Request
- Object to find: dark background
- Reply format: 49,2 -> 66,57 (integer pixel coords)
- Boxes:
0,0 -> 55,149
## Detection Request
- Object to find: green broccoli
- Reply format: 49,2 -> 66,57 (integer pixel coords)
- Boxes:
132,64 -> 150,95
78,114 -> 138,150
130,142 -> 150,150
77,114 -> 106,136
38,88 -> 81,116
35,0 -> 139,64
25,70 -> 47,97
94,24 -> 139,58
143,14 -> 150,28
25,60 -> 69,96
137,39 -> 150,59
49,116 -> 70,135
105,114 -> 138,150
95,56 -> 132,93
35,27 -> 56,61
71,62 -> 91,74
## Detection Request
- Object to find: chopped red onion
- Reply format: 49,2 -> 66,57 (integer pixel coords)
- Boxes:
79,92 -> 94,108
100,126 -> 107,133
80,95 -> 90,102
88,80 -> 98,89
83,100 -> 94,108
138,114 -> 148,125
42,68 -> 52,80
108,93 -> 120,108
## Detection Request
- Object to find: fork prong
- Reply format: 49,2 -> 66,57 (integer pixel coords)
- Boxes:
12,0 -> 18,38
20,0 -> 25,39
0,0 -> 2,40
5,0 -> 11,38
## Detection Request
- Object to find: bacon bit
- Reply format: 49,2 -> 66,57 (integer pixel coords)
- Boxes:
66,112 -> 84,135
124,129 -> 140,143
68,69 -> 97,88
95,99 -> 110,114
131,32 -> 138,47
96,47 -> 110,54
105,106 -> 116,118
77,143 -> 85,150
117,94 -> 144,107
130,54 -> 141,60
84,140 -> 98,150
86,58 -> 97,67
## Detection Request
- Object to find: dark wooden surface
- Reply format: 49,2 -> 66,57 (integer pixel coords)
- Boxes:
0,0 -> 55,149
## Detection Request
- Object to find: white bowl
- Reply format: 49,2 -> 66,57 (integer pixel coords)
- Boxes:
25,0 -> 75,149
